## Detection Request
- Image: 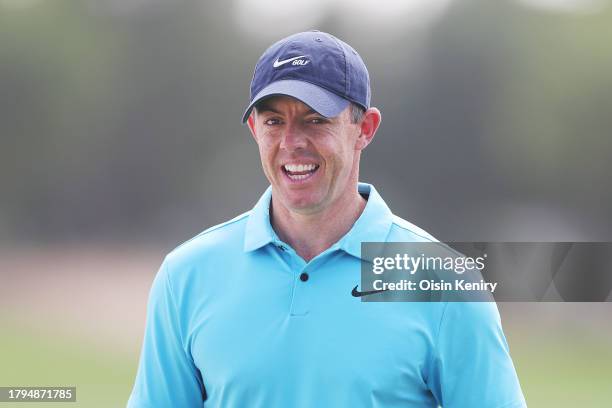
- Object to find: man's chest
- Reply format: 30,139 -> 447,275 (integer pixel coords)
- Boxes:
178,254 -> 439,407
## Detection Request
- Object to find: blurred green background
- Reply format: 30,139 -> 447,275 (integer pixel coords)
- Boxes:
1,0 -> 611,406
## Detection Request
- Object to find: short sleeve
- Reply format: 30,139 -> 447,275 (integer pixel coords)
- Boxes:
127,259 -> 204,407
427,302 -> 527,408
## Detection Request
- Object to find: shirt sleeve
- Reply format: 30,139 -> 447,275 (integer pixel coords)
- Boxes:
127,259 -> 205,408
427,301 -> 527,408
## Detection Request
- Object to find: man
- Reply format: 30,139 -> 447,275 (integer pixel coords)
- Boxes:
127,31 -> 526,407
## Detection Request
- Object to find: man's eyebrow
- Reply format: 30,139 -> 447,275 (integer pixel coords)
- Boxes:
255,103 -> 280,114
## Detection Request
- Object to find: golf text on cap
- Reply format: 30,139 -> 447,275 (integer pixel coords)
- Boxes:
273,55 -> 310,68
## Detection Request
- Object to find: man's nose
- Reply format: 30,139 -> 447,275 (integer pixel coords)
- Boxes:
279,123 -> 307,151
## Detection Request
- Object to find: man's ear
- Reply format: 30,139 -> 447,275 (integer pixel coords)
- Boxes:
356,107 -> 382,150
247,112 -> 258,142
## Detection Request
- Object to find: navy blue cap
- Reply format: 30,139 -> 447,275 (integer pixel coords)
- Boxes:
242,30 -> 371,123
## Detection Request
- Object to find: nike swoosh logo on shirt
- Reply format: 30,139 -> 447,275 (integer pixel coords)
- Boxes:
351,285 -> 389,297
273,55 -> 307,68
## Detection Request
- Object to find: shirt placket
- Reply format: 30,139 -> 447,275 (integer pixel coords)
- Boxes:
276,244 -> 309,317
274,243 -> 341,317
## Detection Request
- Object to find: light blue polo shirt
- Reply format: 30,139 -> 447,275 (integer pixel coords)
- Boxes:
128,183 -> 526,408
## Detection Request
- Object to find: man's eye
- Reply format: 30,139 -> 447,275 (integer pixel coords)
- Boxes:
308,117 -> 326,124
264,118 -> 281,125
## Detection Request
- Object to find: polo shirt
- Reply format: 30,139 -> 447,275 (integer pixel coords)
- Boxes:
127,183 -> 526,408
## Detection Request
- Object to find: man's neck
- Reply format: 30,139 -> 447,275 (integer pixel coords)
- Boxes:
270,188 -> 367,262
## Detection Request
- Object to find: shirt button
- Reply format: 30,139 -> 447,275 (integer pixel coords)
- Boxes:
299,272 -> 309,282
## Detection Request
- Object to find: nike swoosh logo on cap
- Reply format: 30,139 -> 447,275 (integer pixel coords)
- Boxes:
273,55 -> 307,68
351,285 -> 389,298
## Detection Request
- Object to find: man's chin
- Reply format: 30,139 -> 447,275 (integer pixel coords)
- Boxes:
277,192 -> 325,215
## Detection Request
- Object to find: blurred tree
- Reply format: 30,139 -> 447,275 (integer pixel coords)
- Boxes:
1,0 -> 610,244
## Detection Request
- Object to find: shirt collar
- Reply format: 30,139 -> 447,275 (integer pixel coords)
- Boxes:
339,183 -> 394,260
243,182 -> 394,260
243,185 -> 277,252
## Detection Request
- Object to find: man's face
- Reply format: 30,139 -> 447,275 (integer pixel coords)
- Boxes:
248,96 -> 363,215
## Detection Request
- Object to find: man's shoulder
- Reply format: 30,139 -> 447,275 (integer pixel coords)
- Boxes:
165,211 -> 251,264
388,213 -> 474,259
388,214 -> 438,243
387,214 -> 463,257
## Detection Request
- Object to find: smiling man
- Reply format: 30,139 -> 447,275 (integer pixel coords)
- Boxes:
246,94 -> 379,262
127,31 -> 526,408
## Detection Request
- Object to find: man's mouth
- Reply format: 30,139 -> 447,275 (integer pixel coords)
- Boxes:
282,163 -> 320,181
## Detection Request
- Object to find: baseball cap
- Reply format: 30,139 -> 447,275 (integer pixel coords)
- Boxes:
242,30 -> 371,123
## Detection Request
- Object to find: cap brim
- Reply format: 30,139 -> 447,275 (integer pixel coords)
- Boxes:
241,79 -> 350,123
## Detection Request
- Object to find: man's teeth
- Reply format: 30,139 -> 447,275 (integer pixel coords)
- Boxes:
284,164 -> 317,173
283,163 -> 319,180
